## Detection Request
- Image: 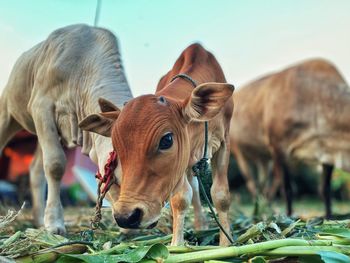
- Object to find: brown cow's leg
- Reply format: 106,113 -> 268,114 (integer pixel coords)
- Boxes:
170,177 -> 192,245
30,144 -> 46,227
234,148 -> 257,200
211,140 -> 232,246
189,175 -> 208,230
267,168 -> 282,201
257,160 -> 270,196
32,101 -> 67,235
272,153 -> 293,216
322,164 -> 333,219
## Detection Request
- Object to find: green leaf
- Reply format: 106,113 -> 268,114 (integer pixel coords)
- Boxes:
144,243 -> 169,261
57,243 -> 168,263
250,256 -> 267,263
24,228 -> 68,246
300,251 -> 350,263
268,222 -> 281,234
306,217 -> 324,227
281,219 -> 300,236
237,222 -> 266,243
320,228 -> 350,239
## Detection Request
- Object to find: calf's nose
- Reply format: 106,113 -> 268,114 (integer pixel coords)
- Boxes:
114,208 -> 143,229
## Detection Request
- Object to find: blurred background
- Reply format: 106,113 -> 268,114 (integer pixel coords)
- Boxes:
0,0 -> 349,215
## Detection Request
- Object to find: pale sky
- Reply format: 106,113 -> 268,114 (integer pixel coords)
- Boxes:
0,0 -> 349,96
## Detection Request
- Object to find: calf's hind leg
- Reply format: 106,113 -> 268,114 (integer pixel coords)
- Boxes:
31,100 -> 66,235
30,144 -> 46,227
211,140 -> 232,246
189,175 -> 208,230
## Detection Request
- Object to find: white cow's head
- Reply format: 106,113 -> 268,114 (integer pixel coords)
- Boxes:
80,98 -> 122,208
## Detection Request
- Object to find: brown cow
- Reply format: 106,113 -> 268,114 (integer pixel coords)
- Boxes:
230,58 -> 349,218
80,43 -> 235,245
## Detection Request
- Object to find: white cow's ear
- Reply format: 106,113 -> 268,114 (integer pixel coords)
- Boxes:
79,111 -> 120,137
182,82 -> 234,122
98,98 -> 120,112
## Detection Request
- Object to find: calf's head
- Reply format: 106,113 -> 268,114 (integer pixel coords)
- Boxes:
79,82 -> 234,229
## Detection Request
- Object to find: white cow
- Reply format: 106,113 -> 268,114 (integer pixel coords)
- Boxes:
0,24 -> 132,234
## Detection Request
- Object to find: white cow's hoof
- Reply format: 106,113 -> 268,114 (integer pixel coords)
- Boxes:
46,224 -> 66,236
33,218 -> 44,228
44,204 -> 65,235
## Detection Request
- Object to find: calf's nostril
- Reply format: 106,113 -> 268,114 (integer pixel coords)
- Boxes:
128,208 -> 143,226
114,208 -> 143,229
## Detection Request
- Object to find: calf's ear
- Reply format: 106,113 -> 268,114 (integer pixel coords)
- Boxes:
79,98 -> 121,137
79,110 -> 120,137
182,82 -> 234,122
98,98 -> 120,112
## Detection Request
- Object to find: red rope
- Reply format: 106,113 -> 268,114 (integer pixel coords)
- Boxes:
95,150 -> 118,194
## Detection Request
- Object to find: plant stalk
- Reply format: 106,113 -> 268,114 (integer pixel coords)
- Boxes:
259,245 -> 350,256
165,239 -> 334,263
16,244 -> 87,263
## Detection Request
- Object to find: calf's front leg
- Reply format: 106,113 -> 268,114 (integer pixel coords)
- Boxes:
170,177 -> 192,245
211,140 -> 232,246
32,101 -> 66,235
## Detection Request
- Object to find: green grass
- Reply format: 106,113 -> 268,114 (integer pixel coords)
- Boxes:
0,199 -> 349,263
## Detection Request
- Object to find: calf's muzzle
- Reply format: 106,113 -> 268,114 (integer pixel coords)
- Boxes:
114,207 -> 143,229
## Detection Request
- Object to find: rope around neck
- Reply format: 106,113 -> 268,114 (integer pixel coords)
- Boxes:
171,74 -> 234,244
91,150 -> 118,229
171,73 -> 198,87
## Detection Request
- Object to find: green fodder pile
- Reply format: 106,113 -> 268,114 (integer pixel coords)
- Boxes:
0,204 -> 350,263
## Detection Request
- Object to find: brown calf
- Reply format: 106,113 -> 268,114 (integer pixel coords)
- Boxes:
230,58 -> 349,218
80,43 -> 234,245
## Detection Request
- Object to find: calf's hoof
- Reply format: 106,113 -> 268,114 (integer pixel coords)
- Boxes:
194,215 -> 209,231
219,237 -> 232,246
171,236 -> 185,246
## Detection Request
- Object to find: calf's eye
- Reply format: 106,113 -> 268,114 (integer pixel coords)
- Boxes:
159,133 -> 173,150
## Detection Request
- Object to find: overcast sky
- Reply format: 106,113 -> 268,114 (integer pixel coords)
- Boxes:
0,0 -> 349,96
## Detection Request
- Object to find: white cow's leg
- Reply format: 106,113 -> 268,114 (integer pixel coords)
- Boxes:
32,101 -> 66,235
211,139 -> 232,246
30,144 -> 46,227
0,104 -> 21,153
189,175 -> 208,230
170,177 -> 192,246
